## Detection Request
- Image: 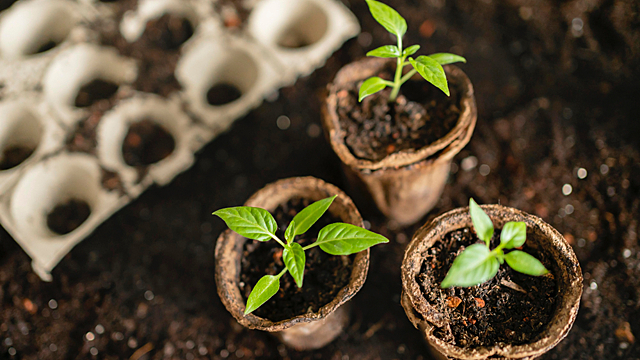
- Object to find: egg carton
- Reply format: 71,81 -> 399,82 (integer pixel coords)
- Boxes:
0,0 -> 359,280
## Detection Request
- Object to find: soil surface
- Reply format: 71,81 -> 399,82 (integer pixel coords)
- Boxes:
46,200 -> 92,235
337,64 -> 460,161
1,0 -> 640,359
207,83 -> 243,106
0,146 -> 34,170
121,119 -> 175,167
74,79 -> 120,109
418,228 -> 557,347
240,198 -> 353,321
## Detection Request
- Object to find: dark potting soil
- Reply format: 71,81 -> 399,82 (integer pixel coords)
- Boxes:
46,199 -> 91,235
122,119 -> 175,167
0,146 -> 34,170
417,228 -> 558,347
336,64 -> 461,162
141,13 -> 194,51
74,79 -> 120,108
35,40 -> 57,55
207,83 -> 243,106
239,198 -> 353,321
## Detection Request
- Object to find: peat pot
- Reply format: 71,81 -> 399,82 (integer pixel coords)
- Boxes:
322,57 -> 477,226
215,177 -> 369,350
401,205 -> 583,359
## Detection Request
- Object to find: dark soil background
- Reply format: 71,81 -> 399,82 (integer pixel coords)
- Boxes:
1,0 -> 640,359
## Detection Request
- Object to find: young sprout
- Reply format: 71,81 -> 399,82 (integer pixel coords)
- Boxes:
441,198 -> 549,288
214,196 -> 389,314
359,0 -> 466,102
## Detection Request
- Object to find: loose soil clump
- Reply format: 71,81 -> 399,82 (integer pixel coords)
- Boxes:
336,64 -> 461,162
46,199 -> 91,235
417,228 -> 558,347
240,198 -> 353,322
0,146 -> 34,170
121,119 -> 175,167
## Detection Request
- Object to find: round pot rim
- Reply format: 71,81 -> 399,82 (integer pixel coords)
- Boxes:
401,204 -> 583,359
215,176 -> 370,332
323,57 -> 477,171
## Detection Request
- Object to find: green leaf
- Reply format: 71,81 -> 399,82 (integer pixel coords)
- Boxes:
500,221 -> 527,249
291,196 -> 336,236
359,77 -> 387,102
428,53 -> 467,65
441,244 -> 500,288
315,223 -> 389,256
285,219 -> 296,245
365,0 -> 407,39
213,207 -> 277,242
469,198 -> 494,247
244,273 -> 282,315
504,250 -> 549,276
283,243 -> 305,288
408,56 -> 449,96
403,45 -> 420,56
366,45 -> 401,58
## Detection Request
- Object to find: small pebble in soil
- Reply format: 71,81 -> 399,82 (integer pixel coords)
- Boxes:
577,168 -> 588,179
276,115 -> 291,130
623,249 -> 631,258
48,299 -> 57,309
562,184 -> 573,196
600,164 -> 609,175
479,164 -> 491,176
461,156 -> 478,171
95,324 -> 105,334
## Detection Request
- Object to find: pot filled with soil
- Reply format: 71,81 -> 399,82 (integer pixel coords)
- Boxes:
214,177 -> 375,350
322,57 -> 477,226
401,204 -> 583,359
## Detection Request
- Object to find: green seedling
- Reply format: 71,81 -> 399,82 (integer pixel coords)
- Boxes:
359,0 -> 466,102
441,198 -> 549,288
214,196 -> 389,315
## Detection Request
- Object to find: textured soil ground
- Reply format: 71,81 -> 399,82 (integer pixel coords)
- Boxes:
1,0 -> 639,359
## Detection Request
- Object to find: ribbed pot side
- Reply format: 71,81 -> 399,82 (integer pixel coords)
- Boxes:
215,177 -> 370,351
323,58 -> 477,226
401,205 -> 583,360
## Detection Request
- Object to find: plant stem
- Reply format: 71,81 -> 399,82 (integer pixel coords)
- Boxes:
276,267 -> 287,279
400,69 -> 417,85
389,36 -> 404,102
271,234 -> 286,248
302,243 -> 317,251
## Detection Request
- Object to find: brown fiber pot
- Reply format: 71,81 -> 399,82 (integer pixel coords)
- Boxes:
214,177 -> 369,350
401,205 -> 583,360
322,57 -> 477,226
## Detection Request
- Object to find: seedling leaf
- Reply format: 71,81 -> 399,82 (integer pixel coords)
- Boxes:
315,223 -> 389,255
409,56 -> 449,96
403,45 -> 420,56
285,220 -> 296,245
283,243 -> 305,288
441,244 -> 499,288
500,221 -> 527,249
428,53 -> 467,65
359,77 -> 387,101
504,250 -> 549,276
469,198 -> 494,247
367,45 -> 401,58
291,196 -> 336,236
365,0 -> 407,39
245,273 -> 282,314
213,207 -> 277,242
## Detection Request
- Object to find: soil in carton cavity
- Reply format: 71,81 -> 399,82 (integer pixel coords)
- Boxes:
75,79 -> 120,108
122,119 -> 175,167
142,13 -> 194,51
0,146 -> 34,170
207,83 -> 242,106
240,198 -> 353,321
337,64 -> 461,162
47,199 -> 91,235
417,228 -> 558,347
